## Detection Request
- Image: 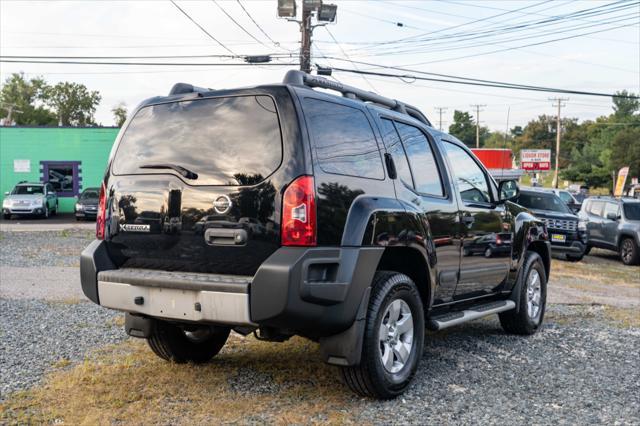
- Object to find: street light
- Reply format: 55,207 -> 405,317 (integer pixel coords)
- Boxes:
318,3 -> 337,22
277,0 -> 296,18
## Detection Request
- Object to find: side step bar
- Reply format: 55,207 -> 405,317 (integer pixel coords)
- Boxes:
427,300 -> 516,331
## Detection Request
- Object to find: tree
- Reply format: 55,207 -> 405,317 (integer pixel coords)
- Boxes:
112,103 -> 128,127
612,90 -> 639,118
448,110 -> 490,147
44,82 -> 101,126
610,127 -> 640,180
0,72 -> 56,125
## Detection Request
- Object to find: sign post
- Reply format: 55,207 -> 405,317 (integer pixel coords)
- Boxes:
520,149 -> 551,172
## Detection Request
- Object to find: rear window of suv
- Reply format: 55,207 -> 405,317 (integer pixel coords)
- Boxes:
112,95 -> 282,186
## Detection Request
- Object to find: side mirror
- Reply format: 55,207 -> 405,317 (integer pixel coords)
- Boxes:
4,192 -> 9,196
606,212 -> 619,221
498,180 -> 519,202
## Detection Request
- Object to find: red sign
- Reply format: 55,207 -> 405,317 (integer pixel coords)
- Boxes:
520,149 -> 551,171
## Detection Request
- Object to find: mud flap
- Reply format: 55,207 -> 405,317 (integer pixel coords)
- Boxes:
319,287 -> 370,366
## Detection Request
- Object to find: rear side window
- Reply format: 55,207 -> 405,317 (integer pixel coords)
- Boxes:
112,95 -> 282,186
395,122 -> 444,196
379,119 -> 413,188
303,98 -> 384,180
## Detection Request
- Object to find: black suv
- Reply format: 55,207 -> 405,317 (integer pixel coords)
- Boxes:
80,71 -> 551,399
513,188 -> 587,261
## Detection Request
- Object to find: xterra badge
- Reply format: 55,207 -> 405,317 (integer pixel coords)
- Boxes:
119,224 -> 150,232
213,195 -> 232,214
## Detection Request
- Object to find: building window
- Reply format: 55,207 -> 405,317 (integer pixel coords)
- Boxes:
40,161 -> 81,197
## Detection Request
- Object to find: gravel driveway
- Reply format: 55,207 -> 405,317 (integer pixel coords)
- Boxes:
1,229 -> 639,424
0,230 -> 124,399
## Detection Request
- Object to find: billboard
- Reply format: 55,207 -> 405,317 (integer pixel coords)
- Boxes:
520,149 -> 551,171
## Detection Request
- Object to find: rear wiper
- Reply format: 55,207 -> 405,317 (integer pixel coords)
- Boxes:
140,163 -> 198,180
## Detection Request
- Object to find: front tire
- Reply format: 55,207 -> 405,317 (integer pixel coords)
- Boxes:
499,251 -> 547,335
147,321 -> 230,363
565,254 -> 583,262
3,214 -> 10,220
341,271 -> 424,399
620,237 -> 640,266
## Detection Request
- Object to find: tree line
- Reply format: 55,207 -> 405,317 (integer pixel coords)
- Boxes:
447,91 -> 640,188
0,73 -> 127,127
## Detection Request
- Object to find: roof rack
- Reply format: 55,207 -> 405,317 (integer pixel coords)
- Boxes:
283,70 -> 432,127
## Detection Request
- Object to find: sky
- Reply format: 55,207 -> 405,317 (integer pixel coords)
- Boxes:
1,0 -> 639,130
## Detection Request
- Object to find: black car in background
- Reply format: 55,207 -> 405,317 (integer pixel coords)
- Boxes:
75,187 -> 100,221
514,188 -> 587,261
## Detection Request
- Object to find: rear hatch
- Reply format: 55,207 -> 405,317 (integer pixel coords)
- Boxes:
106,93 -> 284,276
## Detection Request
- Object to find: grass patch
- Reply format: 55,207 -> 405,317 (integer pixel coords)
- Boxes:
603,306 -> 640,328
0,337 -> 364,425
106,315 -> 125,328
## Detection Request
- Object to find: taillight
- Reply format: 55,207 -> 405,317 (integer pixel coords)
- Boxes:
96,182 -> 107,240
281,175 -> 316,246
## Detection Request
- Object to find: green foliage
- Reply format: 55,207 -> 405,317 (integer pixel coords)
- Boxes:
44,82 -> 101,126
0,73 -> 102,127
111,103 -> 128,127
612,90 -> 639,118
448,110 -> 490,147
0,73 -> 56,125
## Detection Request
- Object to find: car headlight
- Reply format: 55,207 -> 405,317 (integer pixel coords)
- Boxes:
2,199 -> 11,208
578,219 -> 587,231
75,203 -> 83,211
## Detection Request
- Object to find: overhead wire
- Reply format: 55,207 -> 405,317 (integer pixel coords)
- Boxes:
323,27 -> 378,93
170,0 -> 237,56
235,0 -> 291,51
211,0 -> 271,50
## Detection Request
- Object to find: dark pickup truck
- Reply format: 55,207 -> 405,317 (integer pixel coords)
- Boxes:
80,71 -> 551,399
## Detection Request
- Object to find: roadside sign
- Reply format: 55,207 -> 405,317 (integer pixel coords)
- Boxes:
13,159 -> 31,173
520,149 -> 551,171
614,166 -> 629,197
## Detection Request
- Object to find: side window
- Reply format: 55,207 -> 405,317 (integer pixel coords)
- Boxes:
379,119 -> 414,188
604,202 -> 620,218
303,98 -> 384,180
589,201 -> 604,216
443,142 -> 491,203
394,122 -> 444,196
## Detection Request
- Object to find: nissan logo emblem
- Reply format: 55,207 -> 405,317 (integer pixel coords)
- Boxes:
213,195 -> 232,214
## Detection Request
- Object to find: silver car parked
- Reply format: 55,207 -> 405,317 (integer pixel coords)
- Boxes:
578,196 -> 640,265
2,182 -> 58,219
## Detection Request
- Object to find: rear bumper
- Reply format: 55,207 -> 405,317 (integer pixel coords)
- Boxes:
80,241 -> 383,335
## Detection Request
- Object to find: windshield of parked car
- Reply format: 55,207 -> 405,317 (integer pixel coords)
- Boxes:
623,203 -> 640,220
12,185 -> 44,195
80,190 -> 99,200
515,192 -> 572,213
558,191 -> 574,203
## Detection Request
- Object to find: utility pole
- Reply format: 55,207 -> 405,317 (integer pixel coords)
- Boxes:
470,104 -> 486,148
300,7 -> 312,73
279,1 -> 337,74
1,104 -> 23,126
434,107 -> 447,131
550,97 -> 569,189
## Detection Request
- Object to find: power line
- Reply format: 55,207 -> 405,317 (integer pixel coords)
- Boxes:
170,0 -> 237,56
236,0 -> 287,51
324,66 -> 640,99
211,0 -> 270,49
323,27 -> 378,93
550,98 -> 569,188
0,59 -> 298,66
434,107 -> 448,131
470,104 -> 486,148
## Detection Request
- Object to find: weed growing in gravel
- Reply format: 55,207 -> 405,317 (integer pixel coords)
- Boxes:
0,337 -> 364,425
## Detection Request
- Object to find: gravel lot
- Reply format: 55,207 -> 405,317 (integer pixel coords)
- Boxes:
1,228 -> 639,424
0,230 -> 124,399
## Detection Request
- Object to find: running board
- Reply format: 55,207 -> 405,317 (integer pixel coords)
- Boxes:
427,300 -> 516,331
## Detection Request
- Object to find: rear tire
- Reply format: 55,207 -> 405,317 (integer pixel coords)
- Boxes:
341,271 -> 424,399
620,237 -> 640,266
147,321 -> 230,363
499,251 -> 547,335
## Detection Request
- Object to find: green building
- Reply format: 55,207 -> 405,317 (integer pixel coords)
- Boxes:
0,127 -> 119,213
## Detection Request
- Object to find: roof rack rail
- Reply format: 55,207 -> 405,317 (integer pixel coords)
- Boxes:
283,70 -> 432,127
169,83 -> 212,96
